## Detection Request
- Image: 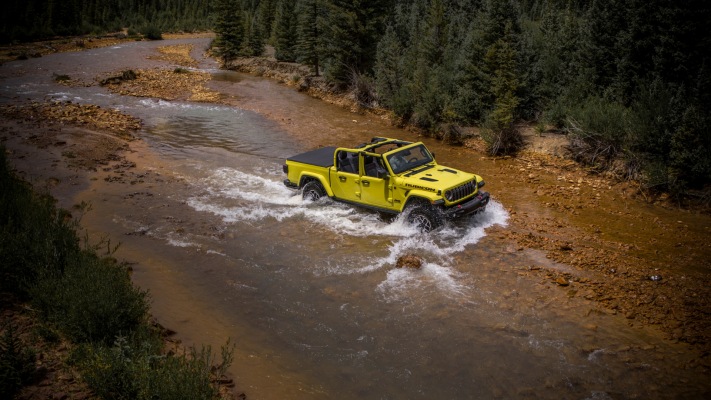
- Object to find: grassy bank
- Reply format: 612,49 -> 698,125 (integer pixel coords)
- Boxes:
0,147 -> 234,399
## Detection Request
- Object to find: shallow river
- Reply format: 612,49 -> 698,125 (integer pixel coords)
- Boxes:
1,38 -> 708,399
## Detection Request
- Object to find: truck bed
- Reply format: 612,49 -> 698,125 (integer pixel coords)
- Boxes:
286,146 -> 337,167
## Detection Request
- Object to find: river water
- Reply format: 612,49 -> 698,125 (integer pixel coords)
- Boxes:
1,38 -> 708,399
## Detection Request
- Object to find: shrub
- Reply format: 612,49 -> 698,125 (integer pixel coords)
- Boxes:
141,26 -> 163,41
669,105 -> 711,190
349,69 -> 377,108
564,96 -> 628,170
0,149 -> 81,297
480,111 -> 524,155
75,333 -> 234,400
31,251 -> 148,344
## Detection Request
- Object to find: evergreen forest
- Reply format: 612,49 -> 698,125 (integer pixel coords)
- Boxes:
1,0 -> 214,42
214,0 -> 710,192
2,0 -> 709,192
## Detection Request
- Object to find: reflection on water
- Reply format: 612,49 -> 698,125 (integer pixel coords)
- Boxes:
1,37 -> 708,400
130,99 -> 303,160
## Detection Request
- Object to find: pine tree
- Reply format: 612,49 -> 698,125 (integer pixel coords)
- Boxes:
486,27 -> 520,131
296,0 -> 326,75
375,24 -> 409,114
214,0 -> 245,62
256,0 -> 278,43
273,0 -> 298,61
244,9 -> 265,56
323,0 -> 391,88
409,0 -> 451,129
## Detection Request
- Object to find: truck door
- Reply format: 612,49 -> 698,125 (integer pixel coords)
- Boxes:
360,154 -> 393,209
329,150 -> 362,202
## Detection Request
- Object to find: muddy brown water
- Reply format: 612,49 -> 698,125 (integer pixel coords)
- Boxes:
1,38 -> 709,399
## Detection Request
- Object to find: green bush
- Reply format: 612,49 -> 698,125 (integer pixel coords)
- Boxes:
141,25 -> 163,40
564,95 -> 629,169
669,105 -> 711,190
0,149 -> 81,297
31,252 -> 149,344
75,333 -> 234,400
1,146 -> 236,398
480,111 -> 524,156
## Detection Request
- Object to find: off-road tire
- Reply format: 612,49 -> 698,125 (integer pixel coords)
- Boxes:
406,205 -> 443,232
302,181 -> 326,202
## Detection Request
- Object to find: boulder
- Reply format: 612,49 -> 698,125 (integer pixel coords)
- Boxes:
396,255 -> 423,269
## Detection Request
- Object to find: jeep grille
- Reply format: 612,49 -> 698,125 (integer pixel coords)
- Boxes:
445,180 -> 476,202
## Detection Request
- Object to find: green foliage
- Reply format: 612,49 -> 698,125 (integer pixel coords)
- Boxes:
1,147 -> 236,398
214,0 -> 245,62
322,0 -> 391,87
0,148 -> 81,298
668,105 -> 711,190
141,25 -> 163,41
30,251 -> 149,344
565,95 -> 629,170
273,0 -> 298,61
295,0 -> 327,75
75,334 -> 234,400
0,323 -> 36,398
1,0 -> 214,43
374,24 -> 410,114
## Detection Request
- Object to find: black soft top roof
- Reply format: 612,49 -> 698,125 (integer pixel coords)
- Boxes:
286,146 -> 337,167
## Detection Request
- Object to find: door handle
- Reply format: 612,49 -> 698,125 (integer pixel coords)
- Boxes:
362,180 -> 370,187
339,176 -> 346,182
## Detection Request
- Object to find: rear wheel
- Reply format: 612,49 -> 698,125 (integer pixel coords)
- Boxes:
406,205 -> 443,232
302,181 -> 326,201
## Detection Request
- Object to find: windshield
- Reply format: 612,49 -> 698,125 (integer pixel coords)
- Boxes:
386,144 -> 434,174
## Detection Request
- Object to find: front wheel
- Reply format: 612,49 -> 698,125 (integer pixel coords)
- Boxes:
302,181 -> 326,202
406,205 -> 443,232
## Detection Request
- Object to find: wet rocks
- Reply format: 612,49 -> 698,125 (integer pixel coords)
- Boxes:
0,101 -> 141,140
555,276 -> 570,286
101,66 -> 220,102
396,254 -> 423,269
100,69 -> 137,85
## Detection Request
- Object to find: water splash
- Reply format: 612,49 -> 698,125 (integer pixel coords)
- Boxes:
185,166 -> 509,298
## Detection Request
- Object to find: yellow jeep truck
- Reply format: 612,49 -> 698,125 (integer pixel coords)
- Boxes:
283,137 -> 489,231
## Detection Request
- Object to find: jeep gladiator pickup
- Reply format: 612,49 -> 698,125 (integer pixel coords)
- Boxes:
283,137 -> 490,231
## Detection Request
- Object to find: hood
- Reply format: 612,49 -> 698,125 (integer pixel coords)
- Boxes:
400,165 -> 476,191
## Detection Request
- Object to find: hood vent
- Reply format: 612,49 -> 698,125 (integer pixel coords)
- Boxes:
439,168 -> 457,174
420,177 -> 438,182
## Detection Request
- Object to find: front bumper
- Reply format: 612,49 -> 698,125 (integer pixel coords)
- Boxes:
445,191 -> 490,218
